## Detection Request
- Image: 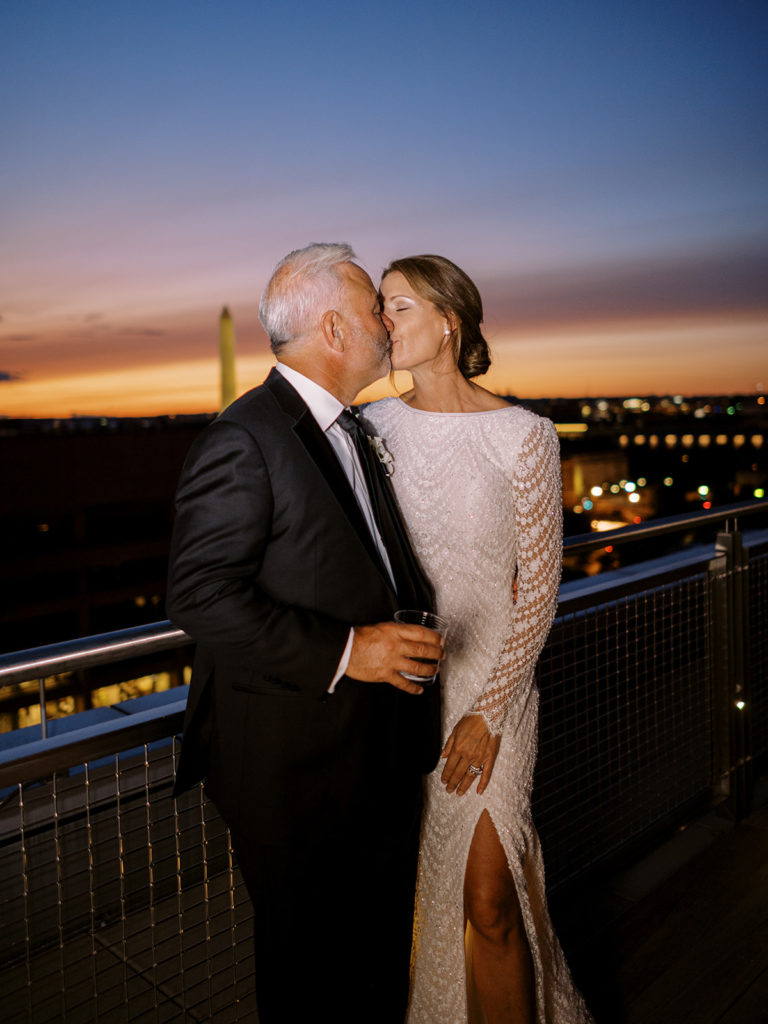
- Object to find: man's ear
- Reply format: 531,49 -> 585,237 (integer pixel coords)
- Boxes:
320,309 -> 345,351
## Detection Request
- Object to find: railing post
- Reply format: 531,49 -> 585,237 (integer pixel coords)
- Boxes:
38,677 -> 48,740
709,518 -> 752,818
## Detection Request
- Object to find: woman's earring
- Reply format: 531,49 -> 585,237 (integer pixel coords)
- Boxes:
444,328 -> 451,336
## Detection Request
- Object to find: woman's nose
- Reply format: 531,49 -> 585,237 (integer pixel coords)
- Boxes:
381,312 -> 394,332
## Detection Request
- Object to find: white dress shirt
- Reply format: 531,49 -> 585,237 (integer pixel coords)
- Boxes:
275,363 -> 396,687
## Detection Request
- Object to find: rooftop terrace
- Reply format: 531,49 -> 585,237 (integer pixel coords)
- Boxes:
1,501 -> 766,1022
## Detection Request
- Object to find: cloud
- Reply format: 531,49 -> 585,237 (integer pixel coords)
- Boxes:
4,334 -> 37,342
0,370 -> 21,381
481,242 -> 768,328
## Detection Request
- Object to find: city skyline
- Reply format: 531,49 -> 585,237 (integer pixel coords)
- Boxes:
1,0 -> 766,417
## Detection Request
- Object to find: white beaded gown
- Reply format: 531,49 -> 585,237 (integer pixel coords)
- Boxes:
362,398 -> 593,1024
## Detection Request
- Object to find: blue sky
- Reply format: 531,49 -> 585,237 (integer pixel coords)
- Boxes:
1,0 -> 766,414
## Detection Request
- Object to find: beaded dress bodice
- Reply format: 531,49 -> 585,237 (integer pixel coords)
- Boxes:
362,398 -> 593,1024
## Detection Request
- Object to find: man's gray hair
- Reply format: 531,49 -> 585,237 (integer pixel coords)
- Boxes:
259,242 -> 358,354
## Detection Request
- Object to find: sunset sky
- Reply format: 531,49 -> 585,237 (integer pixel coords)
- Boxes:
1,0 -> 766,418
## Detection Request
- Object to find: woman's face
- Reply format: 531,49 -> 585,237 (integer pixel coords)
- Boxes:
380,271 -> 452,374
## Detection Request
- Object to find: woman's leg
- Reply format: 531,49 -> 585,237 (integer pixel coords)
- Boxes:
464,809 -> 536,1023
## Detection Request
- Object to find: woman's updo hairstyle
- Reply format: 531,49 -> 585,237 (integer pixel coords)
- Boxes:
382,254 -> 491,379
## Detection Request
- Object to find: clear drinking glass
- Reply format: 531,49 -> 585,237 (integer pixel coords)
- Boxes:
394,609 -> 449,685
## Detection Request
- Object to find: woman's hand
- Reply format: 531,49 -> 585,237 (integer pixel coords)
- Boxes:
440,714 -> 501,796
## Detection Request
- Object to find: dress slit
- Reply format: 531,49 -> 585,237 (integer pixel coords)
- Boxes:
463,807 -> 542,1024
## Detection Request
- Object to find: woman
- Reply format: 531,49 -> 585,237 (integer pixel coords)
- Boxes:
362,256 -> 593,1023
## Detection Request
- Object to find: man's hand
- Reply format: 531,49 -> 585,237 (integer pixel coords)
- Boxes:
346,621 -> 445,694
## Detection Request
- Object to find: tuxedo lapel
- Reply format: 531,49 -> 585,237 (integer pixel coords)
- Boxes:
265,370 -> 396,590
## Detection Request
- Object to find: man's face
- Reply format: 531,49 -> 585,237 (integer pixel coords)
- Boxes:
338,263 -> 392,387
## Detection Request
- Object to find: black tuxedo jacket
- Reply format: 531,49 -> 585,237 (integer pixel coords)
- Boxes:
167,369 -> 440,848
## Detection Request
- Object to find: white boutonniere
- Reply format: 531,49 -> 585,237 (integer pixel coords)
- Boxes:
369,435 -> 395,476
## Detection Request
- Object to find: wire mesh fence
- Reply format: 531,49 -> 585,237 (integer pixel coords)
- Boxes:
0,742 -> 256,1022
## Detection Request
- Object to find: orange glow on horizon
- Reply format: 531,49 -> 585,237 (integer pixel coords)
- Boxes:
1,312 -> 765,419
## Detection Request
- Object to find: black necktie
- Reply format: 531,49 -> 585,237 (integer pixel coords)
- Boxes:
336,409 -> 386,540
337,409 -> 432,608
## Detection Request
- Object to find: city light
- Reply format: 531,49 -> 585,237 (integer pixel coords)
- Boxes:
664,477 -> 674,486
554,423 -> 589,435
698,485 -> 710,496
628,492 -> 641,504
583,499 -> 594,511
624,481 -> 637,492
755,488 -> 765,499
590,486 -> 603,497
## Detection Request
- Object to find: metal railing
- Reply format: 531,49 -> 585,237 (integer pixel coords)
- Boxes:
1,500 -> 766,1022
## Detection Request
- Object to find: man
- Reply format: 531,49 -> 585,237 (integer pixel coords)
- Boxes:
167,243 -> 443,1023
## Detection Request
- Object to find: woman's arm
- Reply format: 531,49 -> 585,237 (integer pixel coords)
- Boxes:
470,416 -> 563,731
440,417 -> 562,794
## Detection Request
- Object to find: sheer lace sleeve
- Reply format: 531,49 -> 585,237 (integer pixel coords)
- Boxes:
469,417 -> 563,733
